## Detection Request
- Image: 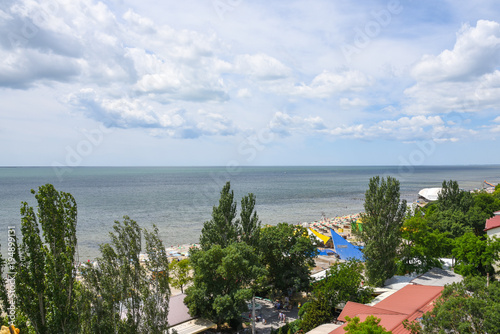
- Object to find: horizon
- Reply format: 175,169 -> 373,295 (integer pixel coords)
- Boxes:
1,1 -> 500,166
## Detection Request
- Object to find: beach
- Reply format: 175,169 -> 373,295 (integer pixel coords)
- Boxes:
2,166 -> 498,261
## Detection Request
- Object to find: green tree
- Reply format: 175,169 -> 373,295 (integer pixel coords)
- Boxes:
299,291 -> 331,332
473,192 -> 500,217
0,247 -> 10,324
452,232 -> 500,277
259,223 -> 317,295
344,315 -> 391,334
359,176 -> 406,287
14,184 -> 79,334
429,180 -> 491,237
397,214 -> 452,274
80,217 -> 170,334
414,276 -> 500,334
184,242 -> 265,330
300,260 -> 372,331
142,225 -> 171,334
437,180 -> 474,213
199,182 -> 238,250
169,258 -> 192,293
238,193 -> 261,247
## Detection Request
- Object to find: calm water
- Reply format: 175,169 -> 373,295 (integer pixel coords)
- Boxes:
1,165 -> 499,260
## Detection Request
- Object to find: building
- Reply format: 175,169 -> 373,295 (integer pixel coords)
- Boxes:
168,294 -> 216,334
328,268 -> 462,334
417,188 -> 441,205
484,214 -> 500,278
330,285 -> 444,334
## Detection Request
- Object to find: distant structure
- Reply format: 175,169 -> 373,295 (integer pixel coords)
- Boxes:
417,188 -> 442,205
329,229 -> 364,261
328,268 -> 463,334
485,215 -> 500,278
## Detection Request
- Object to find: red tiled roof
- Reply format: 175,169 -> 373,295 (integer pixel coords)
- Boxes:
337,302 -> 404,321
485,215 -> 500,232
375,285 -> 443,315
329,285 -> 444,334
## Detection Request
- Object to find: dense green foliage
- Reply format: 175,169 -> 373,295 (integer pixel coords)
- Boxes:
188,181 -> 316,329
80,217 -> 170,334
169,258 -> 192,293
359,176 -> 407,286
452,232 -> 500,277
398,214 -> 452,274
200,182 -> 262,251
0,248 -> 10,325
344,315 -> 391,333
270,319 -> 302,334
405,276 -> 500,334
397,179 -> 500,276
427,180 -> 499,238
259,223 -> 317,296
300,260 -> 372,332
184,243 -> 265,330
199,182 -> 239,250
14,184 -> 79,334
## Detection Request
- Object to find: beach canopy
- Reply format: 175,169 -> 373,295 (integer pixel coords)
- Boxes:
309,228 -> 331,244
329,229 -> 364,261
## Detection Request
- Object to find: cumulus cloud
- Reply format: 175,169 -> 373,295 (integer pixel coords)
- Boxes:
267,113 -> 474,142
339,97 -> 369,109
406,20 -> 500,115
268,112 -> 327,137
411,20 -> 500,82
290,70 -> 373,98
66,89 -> 237,138
234,53 -> 292,80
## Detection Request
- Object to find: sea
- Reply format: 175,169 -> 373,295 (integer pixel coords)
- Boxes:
1,165 -> 499,260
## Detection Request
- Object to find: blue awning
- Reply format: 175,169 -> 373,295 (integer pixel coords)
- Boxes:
329,229 -> 364,261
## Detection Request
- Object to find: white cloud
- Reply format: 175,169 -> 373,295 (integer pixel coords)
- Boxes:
290,70 -> 372,98
405,20 -> 500,115
411,20 -> 500,82
66,89 -> 237,138
324,115 -> 474,142
234,53 -> 291,80
237,88 -> 252,98
339,97 -> 369,109
268,112 -> 327,137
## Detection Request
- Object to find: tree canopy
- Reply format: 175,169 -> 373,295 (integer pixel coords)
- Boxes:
359,176 -> 406,286
80,217 -> 170,334
259,223 -> 317,295
14,184 -> 79,334
184,242 -> 265,330
408,276 -> 500,334
344,315 -> 391,334
300,260 -> 372,332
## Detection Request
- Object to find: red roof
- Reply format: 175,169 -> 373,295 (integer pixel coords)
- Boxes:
485,215 -> 500,232
330,285 -> 444,334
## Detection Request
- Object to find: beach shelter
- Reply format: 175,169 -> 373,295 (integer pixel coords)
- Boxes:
329,229 -> 364,261
308,228 -> 332,247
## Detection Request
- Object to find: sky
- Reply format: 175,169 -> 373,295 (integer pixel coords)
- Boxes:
1,0 -> 500,167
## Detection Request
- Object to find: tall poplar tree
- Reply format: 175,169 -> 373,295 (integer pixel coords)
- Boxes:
199,182 -> 238,250
80,217 -> 170,334
14,184 -> 79,334
359,176 -> 406,286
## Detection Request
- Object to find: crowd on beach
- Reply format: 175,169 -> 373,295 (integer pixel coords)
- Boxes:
307,213 -> 361,239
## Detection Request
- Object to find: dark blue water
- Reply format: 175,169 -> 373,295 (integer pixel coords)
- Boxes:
1,165 -> 499,259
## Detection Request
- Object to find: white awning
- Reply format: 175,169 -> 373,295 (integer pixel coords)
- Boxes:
169,318 -> 216,334
418,188 -> 442,201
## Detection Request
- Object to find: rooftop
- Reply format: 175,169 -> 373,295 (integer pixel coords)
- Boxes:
330,285 -> 444,334
485,215 -> 500,232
